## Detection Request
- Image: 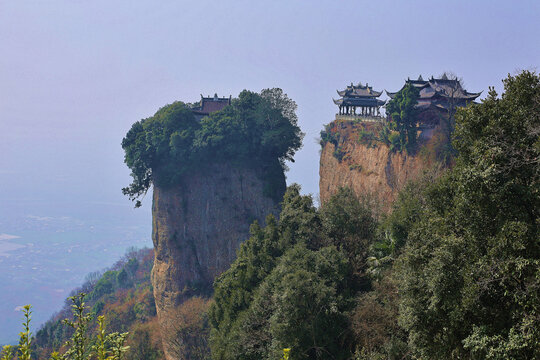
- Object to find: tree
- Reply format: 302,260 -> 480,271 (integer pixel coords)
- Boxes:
165,297 -> 212,360
385,83 -> 420,153
396,71 -> 540,359
320,187 -> 378,290
263,245 -> 351,360
122,89 -> 303,206
209,185 -> 380,360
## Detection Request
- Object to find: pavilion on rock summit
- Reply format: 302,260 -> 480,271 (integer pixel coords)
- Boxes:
333,82 -> 386,121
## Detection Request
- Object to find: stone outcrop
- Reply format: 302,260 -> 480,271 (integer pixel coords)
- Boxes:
151,163 -> 281,359
319,120 -> 443,210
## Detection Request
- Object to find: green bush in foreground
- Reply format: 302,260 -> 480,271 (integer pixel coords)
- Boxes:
2,294 -> 129,360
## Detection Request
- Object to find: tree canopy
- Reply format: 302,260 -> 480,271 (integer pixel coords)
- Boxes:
122,88 -> 303,206
394,71 -> 540,359
385,83 -> 420,153
209,185 -> 378,360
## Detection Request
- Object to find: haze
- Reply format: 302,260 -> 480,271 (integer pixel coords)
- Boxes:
1,0 -> 539,343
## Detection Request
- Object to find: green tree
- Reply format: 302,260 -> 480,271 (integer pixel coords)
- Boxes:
264,245 -> 351,360
122,89 -> 303,206
62,293 -> 93,360
209,185 -> 380,360
18,305 -> 32,360
396,71 -> 540,359
386,84 -> 420,153
320,187 -> 378,290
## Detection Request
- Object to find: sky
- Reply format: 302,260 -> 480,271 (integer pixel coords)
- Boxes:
0,0 -> 539,342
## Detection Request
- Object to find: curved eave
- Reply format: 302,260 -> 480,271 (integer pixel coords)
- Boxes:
464,91 -> 483,99
385,90 -> 398,99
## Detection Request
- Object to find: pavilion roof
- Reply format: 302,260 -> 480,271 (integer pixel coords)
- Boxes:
386,75 -> 482,102
337,82 -> 383,98
333,97 -> 385,107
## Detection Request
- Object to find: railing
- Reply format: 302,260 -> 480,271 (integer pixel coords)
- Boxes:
335,114 -> 386,123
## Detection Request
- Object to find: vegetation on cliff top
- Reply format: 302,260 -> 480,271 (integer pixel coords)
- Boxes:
122,88 -> 303,206
385,83 -> 420,154
320,83 -> 420,158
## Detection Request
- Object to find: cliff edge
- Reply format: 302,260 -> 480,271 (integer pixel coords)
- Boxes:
319,120 -> 443,209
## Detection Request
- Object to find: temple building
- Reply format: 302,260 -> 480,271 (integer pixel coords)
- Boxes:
386,75 -> 482,114
333,82 -> 386,119
192,93 -> 231,121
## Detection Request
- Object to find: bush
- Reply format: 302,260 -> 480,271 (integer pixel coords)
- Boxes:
358,129 -> 377,148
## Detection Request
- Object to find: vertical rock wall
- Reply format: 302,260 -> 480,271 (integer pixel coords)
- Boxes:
151,163 -> 281,359
319,120 -> 441,210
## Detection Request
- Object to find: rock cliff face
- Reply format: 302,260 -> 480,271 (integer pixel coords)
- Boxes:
151,163 -> 281,359
320,120 -> 441,210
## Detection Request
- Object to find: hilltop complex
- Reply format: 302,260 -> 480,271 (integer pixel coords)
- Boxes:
333,75 -> 481,126
387,75 -> 482,125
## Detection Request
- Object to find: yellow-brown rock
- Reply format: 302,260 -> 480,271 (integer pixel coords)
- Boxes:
319,120 -> 443,210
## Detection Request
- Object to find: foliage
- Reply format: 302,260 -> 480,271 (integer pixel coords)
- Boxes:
209,185 -> 379,360
122,88 -> 303,206
320,124 -> 349,162
3,295 -> 132,360
319,124 -> 339,148
34,248 -> 162,360
165,297 -> 212,360
1,346 -> 13,360
332,145 -> 346,162
358,128 -> 377,148
18,305 -> 32,360
395,71 -> 540,359
377,122 -> 393,146
386,84 -> 420,153
350,274 -> 408,359
320,187 -> 378,290
62,294 -> 93,360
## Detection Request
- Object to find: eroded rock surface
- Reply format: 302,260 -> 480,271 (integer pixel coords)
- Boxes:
151,163 -> 280,359
319,120 -> 443,210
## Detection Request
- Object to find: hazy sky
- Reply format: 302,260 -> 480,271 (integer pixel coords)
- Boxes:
0,0 -> 539,339
1,1 -> 539,202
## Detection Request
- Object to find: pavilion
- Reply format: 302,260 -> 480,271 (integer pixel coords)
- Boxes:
333,82 -> 386,118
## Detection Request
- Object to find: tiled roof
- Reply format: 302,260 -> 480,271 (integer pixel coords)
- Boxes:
192,94 -> 231,115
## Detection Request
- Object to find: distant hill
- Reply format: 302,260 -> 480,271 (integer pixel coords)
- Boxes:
34,247 -> 164,360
